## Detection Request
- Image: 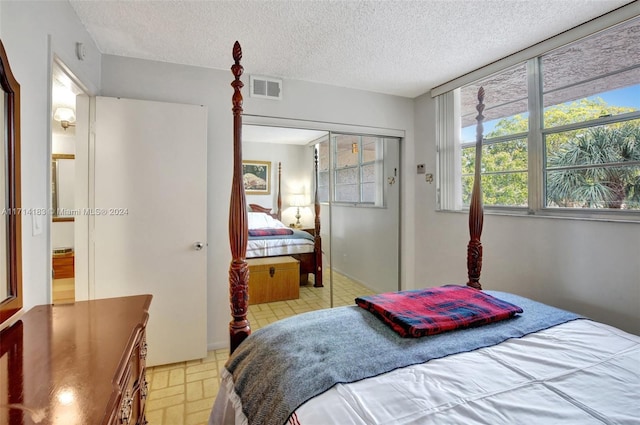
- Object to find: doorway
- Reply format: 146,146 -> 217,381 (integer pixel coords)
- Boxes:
50,59 -> 88,304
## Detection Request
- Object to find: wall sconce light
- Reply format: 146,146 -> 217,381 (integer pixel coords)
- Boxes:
290,194 -> 306,228
54,107 -> 76,130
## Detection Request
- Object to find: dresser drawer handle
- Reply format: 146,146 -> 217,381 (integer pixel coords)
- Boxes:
269,266 -> 276,277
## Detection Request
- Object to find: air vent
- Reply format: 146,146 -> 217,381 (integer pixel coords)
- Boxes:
250,75 -> 282,100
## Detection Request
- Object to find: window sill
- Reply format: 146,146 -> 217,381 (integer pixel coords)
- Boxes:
437,207 -> 640,224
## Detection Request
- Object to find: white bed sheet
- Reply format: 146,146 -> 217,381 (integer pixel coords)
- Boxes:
246,237 -> 314,258
211,319 -> 640,425
246,212 -> 315,258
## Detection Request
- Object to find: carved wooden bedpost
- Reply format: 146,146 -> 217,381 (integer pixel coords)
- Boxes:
276,162 -> 282,221
313,148 -> 323,287
467,87 -> 485,290
229,41 -> 250,353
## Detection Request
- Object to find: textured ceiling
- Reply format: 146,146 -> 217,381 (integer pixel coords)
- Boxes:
69,0 -> 634,98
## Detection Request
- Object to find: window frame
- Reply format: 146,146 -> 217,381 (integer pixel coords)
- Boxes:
437,17 -> 640,222
332,134 -> 383,206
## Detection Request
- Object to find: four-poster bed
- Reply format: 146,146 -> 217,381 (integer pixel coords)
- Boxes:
216,41 -> 639,424
246,161 -> 323,287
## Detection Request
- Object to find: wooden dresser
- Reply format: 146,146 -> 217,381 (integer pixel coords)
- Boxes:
0,295 -> 152,425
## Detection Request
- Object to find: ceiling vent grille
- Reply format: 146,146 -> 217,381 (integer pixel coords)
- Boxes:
250,75 -> 282,100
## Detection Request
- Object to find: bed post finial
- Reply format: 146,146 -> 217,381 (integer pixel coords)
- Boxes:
467,87 -> 485,290
229,41 -> 250,353
277,162 -> 282,221
231,41 -> 244,116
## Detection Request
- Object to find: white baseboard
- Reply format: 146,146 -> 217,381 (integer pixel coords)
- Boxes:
208,340 -> 229,352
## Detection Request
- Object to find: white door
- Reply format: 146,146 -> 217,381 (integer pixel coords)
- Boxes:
93,96 -> 207,366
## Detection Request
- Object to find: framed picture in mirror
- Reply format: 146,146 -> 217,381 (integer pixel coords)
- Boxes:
243,160 -> 271,195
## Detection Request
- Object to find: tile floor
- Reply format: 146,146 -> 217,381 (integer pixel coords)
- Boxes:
145,270 -> 376,425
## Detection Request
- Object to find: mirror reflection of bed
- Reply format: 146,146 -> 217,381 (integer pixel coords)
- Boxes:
242,124 -> 401,315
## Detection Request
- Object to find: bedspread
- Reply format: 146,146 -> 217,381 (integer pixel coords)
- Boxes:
293,319 -> 640,424
246,229 -> 314,258
212,291 -> 580,425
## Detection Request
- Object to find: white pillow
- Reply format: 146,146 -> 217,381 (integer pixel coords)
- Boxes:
247,212 -> 271,229
264,214 -> 287,229
247,212 -> 287,229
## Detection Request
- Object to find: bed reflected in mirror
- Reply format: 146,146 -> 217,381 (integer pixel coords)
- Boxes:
242,124 -> 401,312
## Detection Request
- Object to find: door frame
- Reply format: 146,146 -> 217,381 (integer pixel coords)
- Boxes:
48,56 -> 92,303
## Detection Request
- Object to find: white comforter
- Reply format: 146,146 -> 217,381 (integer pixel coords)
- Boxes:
211,319 -> 640,424
246,212 -> 315,258
246,237 -> 314,258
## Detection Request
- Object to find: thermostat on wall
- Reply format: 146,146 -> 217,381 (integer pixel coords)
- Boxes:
76,42 -> 86,61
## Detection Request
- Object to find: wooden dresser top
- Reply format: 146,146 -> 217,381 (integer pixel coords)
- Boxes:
0,295 -> 152,425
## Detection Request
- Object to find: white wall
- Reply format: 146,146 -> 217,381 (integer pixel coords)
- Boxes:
52,131 -> 75,154
413,92 -> 640,335
100,54 -> 415,348
52,132 -> 75,249
0,1 -> 101,309
243,141 -> 315,227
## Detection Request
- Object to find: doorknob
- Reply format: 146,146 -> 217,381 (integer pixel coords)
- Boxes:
193,242 -> 205,251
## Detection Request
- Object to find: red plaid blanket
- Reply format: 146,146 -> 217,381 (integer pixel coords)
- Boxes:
356,285 -> 523,338
248,228 -> 294,237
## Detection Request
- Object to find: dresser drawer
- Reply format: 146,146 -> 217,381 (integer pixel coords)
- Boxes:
53,253 -> 74,279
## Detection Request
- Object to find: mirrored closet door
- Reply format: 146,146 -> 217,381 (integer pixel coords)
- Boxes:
242,124 -> 400,317
319,132 -> 400,306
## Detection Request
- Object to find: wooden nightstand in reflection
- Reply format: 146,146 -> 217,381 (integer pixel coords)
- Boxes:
301,227 -> 315,236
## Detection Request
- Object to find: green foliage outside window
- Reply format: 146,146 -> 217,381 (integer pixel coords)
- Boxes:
462,99 -> 640,209
547,122 -> 640,209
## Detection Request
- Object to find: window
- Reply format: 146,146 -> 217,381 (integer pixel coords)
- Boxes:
317,133 -> 385,206
460,64 -> 529,207
438,16 -> 640,217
